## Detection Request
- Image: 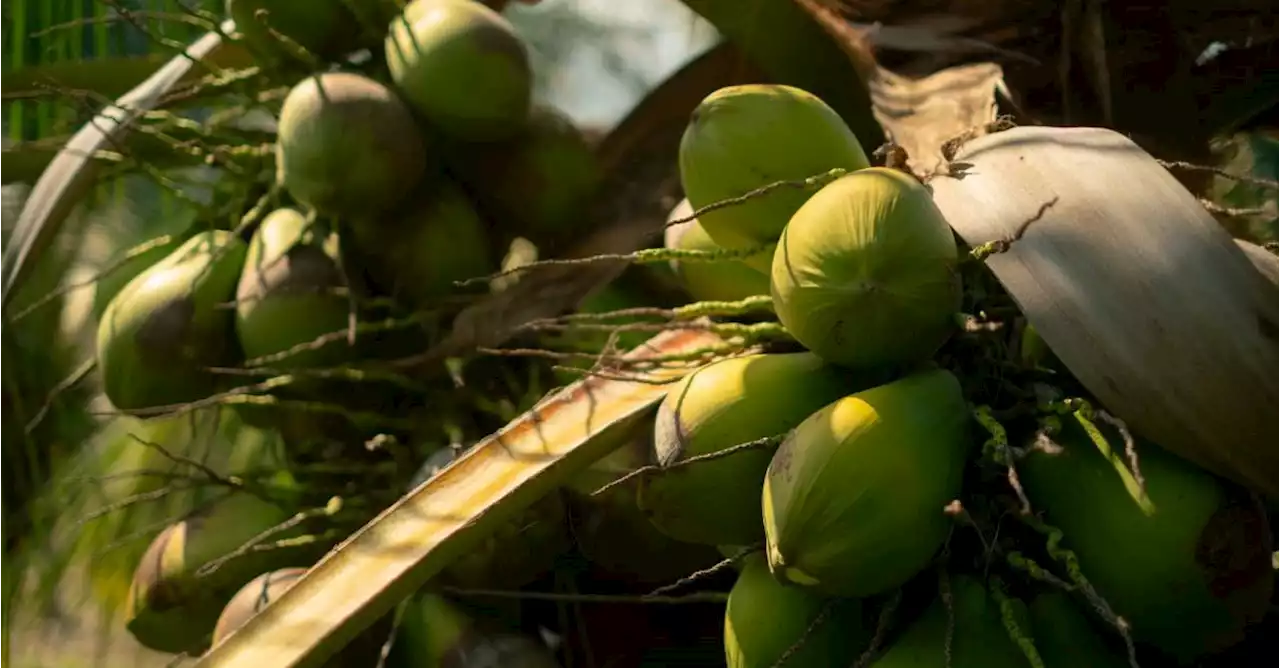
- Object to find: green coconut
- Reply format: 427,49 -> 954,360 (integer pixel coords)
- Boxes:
870,576 -> 1030,668
124,481 -> 314,654
385,0 -> 533,142
235,208 -> 353,369
1027,592 -> 1129,668
565,432 -> 725,585
664,199 -> 772,304
226,0 -> 357,64
97,230 -> 247,413
276,71 -> 430,217
91,234 -> 185,322
449,106 -> 602,251
763,368 -> 971,597
725,552 -> 869,668
771,167 -> 961,371
1019,418 -> 1274,662
352,178 -> 494,310
391,591 -> 561,668
678,84 -> 870,272
637,352 -> 878,547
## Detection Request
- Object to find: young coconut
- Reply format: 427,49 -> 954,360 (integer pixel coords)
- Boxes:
97,230 -> 247,413
870,575 -> 1030,668
351,178 -> 494,310
664,199 -> 772,304
386,0 -> 533,142
390,591 -> 561,668
210,567 -> 391,664
1019,418 -> 1275,662
275,72 -> 430,218
678,84 -> 870,272
771,167 -> 961,371
124,482 -> 315,654
637,352 -> 878,546
449,106 -> 602,253
762,368 -> 972,597
1027,592 -> 1129,668
225,0 -> 357,65
235,208 -> 352,369
91,234 -> 185,322
725,552 -> 870,668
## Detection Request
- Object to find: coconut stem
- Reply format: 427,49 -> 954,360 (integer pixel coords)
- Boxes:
989,576 -> 1046,668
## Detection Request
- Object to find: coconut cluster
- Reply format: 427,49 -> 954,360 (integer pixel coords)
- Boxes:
650,84 -> 1276,667
98,0 -> 604,659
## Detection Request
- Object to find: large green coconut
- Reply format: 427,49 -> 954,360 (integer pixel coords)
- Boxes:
870,575 -> 1030,668
276,71 -> 430,218
678,84 -> 869,272
385,0 -> 533,142
1027,592 -> 1129,668
124,481 -> 315,654
97,230 -> 248,412
1019,418 -> 1274,662
226,0 -> 357,64
352,178 -> 494,310
637,352 -> 878,547
763,368 -> 971,597
235,208 -> 352,369
664,199 -> 772,304
725,552 -> 869,668
449,106 -> 602,252
771,167 -> 961,371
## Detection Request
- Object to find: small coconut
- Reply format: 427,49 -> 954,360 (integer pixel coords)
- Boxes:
385,0 -> 533,142
678,84 -> 870,272
664,198 -> 772,303
96,230 -> 247,412
275,71 -> 430,217
771,167 -> 961,371
449,106 -> 602,251
869,575 -> 1030,668
351,178 -> 494,310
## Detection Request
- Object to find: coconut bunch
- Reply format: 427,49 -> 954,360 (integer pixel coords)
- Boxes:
534,83 -> 1277,668
88,0 -> 608,658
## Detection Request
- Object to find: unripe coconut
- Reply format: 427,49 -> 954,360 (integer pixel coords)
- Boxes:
97,230 -> 247,412
226,0 -> 356,64
276,71 -> 429,217
1019,418 -> 1275,662
392,592 -> 561,668
763,368 -> 971,597
771,167 -> 961,370
124,483 -> 313,654
637,352 -> 879,546
664,199 -> 772,303
870,575 -> 1030,668
1027,592 -> 1129,668
565,432 -> 724,585
386,0 -> 533,142
91,234 -> 185,322
211,567 -> 396,663
450,106 -> 602,251
235,208 -> 353,369
678,84 -> 870,272
352,178 -> 494,309
725,552 -> 870,668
